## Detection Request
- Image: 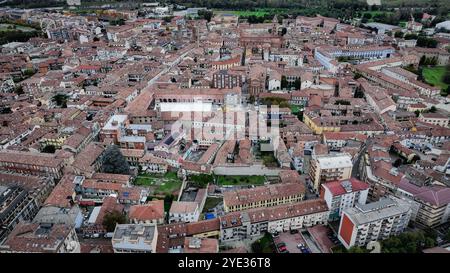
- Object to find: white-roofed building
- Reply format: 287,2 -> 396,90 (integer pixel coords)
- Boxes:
309,153 -> 353,193
112,224 -> 158,253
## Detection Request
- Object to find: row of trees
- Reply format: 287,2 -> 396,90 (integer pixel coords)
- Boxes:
419,55 -> 438,66
443,64 -> 450,86
0,29 -> 40,45
260,96 -> 290,108
280,76 -> 301,90
333,229 -> 440,253
416,36 -> 438,48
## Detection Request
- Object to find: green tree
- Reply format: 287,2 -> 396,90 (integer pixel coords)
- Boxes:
347,246 -> 368,253
164,194 -> 175,212
394,31 -> 403,38
417,36 -> 438,48
102,210 -> 127,232
429,106 -> 437,113
52,94 -> 68,107
163,16 -> 174,23
362,13 -> 372,20
443,65 -> 450,84
101,145 -> 130,175
14,85 -> 24,95
419,55 -> 427,66
404,33 -> 418,40
198,10 -> 213,22
445,229 -> 450,242
294,78 -> 301,90
281,76 -> 288,89
392,158 -> 403,167
23,68 -> 35,77
189,174 -> 214,188
42,145 -> 56,154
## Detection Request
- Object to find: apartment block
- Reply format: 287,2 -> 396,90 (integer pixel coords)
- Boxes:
320,178 -> 370,221
223,183 -> 305,213
338,197 -> 411,249
112,224 -> 158,253
309,153 -> 353,194
220,199 -> 329,242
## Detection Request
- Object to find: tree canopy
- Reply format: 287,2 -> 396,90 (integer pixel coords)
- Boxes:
381,230 -> 436,253
102,210 -> 127,232
101,145 -> 131,175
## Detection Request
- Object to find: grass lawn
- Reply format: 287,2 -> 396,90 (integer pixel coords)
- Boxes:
217,175 -> 266,186
135,171 -> 182,195
422,66 -> 448,90
261,152 -> 278,168
202,197 -> 222,213
214,9 -> 269,17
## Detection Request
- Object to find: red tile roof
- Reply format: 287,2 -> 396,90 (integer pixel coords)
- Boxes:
322,178 -> 369,196
129,200 -> 164,221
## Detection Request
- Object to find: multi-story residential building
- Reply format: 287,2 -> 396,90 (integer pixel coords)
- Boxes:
70,143 -> 106,177
129,200 -> 165,225
212,70 -> 244,89
338,197 -> 412,249
100,114 -> 129,143
419,112 -> 449,128
309,153 -> 353,194
322,132 -> 367,151
112,224 -> 158,253
186,218 -> 221,239
396,180 -> 450,227
169,201 -> 200,223
414,187 -> 450,227
220,199 -> 329,241
0,173 -> 55,241
0,223 -> 80,253
0,150 -> 65,179
320,178 -> 370,221
315,45 -> 395,73
223,183 -> 305,213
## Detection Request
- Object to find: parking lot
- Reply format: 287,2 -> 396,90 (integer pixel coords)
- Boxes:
273,230 -> 311,253
307,225 -> 338,253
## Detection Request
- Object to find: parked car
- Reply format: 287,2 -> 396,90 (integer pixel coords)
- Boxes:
290,229 -> 299,234
104,232 -> 114,238
277,242 -> 286,248
278,246 -> 287,252
297,243 -> 304,249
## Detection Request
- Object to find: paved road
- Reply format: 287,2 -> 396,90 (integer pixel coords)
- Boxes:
352,138 -> 372,179
301,231 -> 322,253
